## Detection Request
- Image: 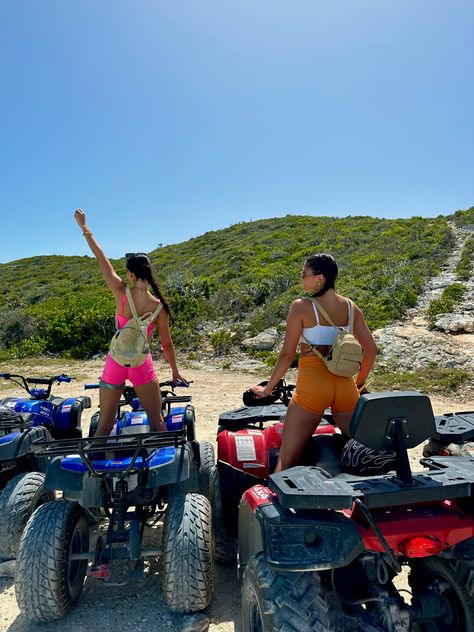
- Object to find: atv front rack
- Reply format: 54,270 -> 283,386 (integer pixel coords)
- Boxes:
34,431 -> 187,479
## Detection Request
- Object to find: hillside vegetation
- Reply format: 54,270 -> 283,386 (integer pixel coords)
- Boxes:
1,208 -> 471,360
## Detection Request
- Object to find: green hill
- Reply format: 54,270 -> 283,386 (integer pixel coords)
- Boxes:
0,207 -> 472,360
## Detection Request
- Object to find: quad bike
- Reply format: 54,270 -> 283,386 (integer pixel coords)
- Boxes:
0,372 -> 90,559
213,380 -> 337,562
15,379 -> 215,623
234,391 -> 474,631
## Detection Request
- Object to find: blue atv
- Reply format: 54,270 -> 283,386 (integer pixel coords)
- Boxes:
15,380 -> 215,622
0,372 -> 91,559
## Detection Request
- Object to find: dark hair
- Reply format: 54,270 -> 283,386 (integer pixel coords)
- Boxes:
125,253 -> 172,318
305,253 -> 338,297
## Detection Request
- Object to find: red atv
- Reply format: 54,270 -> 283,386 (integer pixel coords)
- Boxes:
214,387 -> 474,631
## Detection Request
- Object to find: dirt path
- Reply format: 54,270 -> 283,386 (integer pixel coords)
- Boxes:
0,359 -> 473,632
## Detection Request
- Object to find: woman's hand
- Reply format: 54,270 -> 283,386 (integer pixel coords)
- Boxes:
172,371 -> 188,386
250,384 -> 273,398
74,208 -> 86,228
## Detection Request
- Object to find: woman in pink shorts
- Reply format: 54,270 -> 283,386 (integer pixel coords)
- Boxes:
74,209 -> 187,436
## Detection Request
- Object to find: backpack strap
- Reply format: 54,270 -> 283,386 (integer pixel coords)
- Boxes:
348,299 -> 355,333
310,300 -> 339,329
300,331 -> 325,360
126,286 -> 163,326
125,286 -> 139,319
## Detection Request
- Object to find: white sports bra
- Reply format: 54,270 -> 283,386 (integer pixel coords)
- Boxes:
300,300 -> 351,346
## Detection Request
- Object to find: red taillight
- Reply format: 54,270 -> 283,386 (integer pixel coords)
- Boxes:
398,535 -> 443,558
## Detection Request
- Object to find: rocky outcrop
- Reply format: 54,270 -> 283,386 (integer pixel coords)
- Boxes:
242,328 -> 278,351
374,223 -> 474,372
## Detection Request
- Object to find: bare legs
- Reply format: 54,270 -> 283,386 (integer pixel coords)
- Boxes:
134,379 -> 165,432
95,387 -> 123,436
275,400 -> 322,472
275,401 -> 355,473
94,380 -> 165,436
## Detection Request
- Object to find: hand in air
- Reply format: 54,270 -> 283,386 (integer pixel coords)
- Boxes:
74,208 -> 86,228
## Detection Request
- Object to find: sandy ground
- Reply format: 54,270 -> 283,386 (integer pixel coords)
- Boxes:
0,359 -> 473,632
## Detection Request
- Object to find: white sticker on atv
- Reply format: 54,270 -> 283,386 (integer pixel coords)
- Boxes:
235,436 -> 256,461
61,404 -> 72,412
5,401 -> 15,408
131,416 -> 143,425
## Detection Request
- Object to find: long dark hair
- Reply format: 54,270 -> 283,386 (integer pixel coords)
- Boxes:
305,253 -> 338,297
125,253 -> 172,318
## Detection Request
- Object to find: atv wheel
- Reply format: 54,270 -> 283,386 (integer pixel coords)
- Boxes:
242,553 -> 334,632
409,556 -> 474,631
0,472 -> 55,559
211,466 -> 237,563
198,441 -> 215,499
16,500 -> 89,622
160,492 -> 214,612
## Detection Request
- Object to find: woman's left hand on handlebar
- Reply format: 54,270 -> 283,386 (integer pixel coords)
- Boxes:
250,384 -> 272,398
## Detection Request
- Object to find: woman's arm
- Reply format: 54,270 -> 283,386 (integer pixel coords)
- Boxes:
74,209 -> 125,298
352,303 -> 378,389
156,310 -> 187,384
252,300 -> 303,397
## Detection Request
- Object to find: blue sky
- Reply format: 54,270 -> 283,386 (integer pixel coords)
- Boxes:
1,0 -> 473,263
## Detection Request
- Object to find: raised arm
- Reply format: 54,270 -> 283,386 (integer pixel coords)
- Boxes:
74,209 -> 125,298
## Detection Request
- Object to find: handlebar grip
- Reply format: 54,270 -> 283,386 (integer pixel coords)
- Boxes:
57,375 -> 72,383
84,384 -> 100,390
0,373 -> 9,379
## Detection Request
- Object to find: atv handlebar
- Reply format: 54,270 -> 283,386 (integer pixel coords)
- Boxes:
0,373 -> 73,399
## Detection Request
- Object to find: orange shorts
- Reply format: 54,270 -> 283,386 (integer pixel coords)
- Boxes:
292,355 -> 359,415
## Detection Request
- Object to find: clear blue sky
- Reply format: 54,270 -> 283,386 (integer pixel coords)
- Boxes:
1,1 -> 473,263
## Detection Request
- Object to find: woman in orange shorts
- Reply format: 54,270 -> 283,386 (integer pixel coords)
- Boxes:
74,209 -> 187,436
251,253 -> 377,472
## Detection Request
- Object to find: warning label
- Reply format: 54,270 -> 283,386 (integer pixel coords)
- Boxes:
235,435 -> 256,462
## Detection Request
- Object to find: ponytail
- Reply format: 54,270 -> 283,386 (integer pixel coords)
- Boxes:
144,268 -> 173,320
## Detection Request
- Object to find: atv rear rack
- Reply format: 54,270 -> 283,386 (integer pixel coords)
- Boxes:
433,411 -> 474,443
0,409 -> 29,431
268,456 -> 474,511
218,404 -> 334,430
33,431 -> 187,479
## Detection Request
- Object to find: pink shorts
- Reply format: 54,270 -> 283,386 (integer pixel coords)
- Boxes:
100,353 -> 157,388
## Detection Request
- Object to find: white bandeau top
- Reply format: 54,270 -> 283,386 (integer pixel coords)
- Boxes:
300,300 -> 351,346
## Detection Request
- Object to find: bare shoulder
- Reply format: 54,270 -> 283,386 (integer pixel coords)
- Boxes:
290,298 -> 310,313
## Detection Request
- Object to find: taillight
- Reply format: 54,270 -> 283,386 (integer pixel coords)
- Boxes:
398,535 -> 443,558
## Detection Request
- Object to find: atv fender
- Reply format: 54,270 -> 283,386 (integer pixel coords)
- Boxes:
44,456 -> 102,506
238,485 -> 274,574
0,426 -> 52,462
238,484 -> 365,575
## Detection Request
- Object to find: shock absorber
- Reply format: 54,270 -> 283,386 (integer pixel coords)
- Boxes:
112,479 -> 129,538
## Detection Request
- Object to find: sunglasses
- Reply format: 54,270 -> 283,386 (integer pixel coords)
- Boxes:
300,269 -> 321,278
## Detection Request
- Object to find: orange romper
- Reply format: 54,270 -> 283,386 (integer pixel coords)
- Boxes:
292,300 -> 359,415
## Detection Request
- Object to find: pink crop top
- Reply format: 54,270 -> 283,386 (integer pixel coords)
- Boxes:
300,300 -> 351,346
116,293 -> 156,336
